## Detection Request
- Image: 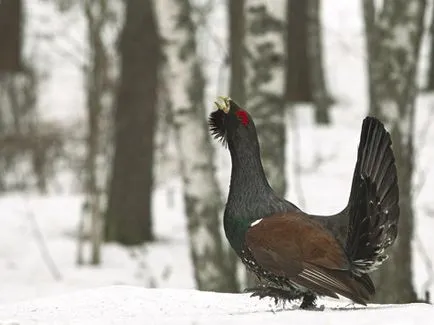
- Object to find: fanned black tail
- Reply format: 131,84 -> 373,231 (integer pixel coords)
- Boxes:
345,117 -> 399,276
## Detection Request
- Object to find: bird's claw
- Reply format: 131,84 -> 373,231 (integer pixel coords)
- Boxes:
252,291 -> 279,305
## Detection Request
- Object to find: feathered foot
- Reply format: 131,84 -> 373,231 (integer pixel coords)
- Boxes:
299,293 -> 316,309
245,285 -> 303,305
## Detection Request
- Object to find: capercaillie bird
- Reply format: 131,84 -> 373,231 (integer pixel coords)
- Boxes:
209,96 -> 399,310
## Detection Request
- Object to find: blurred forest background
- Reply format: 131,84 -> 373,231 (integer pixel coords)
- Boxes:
0,0 -> 433,305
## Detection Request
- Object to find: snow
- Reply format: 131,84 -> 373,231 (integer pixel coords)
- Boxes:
0,189 -> 194,304
0,286 -> 432,325
0,0 -> 433,323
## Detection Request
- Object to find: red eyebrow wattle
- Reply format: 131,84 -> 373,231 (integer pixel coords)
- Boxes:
235,110 -> 249,126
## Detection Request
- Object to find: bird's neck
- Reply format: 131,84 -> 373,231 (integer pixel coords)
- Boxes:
224,135 -> 300,253
227,139 -> 272,203
224,139 -> 277,253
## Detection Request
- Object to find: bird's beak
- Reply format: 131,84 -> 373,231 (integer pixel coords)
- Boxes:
214,96 -> 230,113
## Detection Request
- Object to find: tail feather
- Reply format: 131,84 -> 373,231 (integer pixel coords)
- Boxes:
345,117 -> 399,275
357,273 -> 375,295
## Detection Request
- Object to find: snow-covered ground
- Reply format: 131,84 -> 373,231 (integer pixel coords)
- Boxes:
0,0 -> 433,323
0,286 -> 432,325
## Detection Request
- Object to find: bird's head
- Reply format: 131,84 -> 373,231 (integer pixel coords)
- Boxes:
208,96 -> 257,148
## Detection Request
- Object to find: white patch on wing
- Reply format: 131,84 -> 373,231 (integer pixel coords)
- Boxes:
250,219 -> 263,227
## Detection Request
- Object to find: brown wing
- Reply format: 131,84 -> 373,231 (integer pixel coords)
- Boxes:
245,212 -> 371,304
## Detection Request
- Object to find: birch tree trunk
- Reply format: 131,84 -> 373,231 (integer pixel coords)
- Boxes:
244,0 -> 287,197
243,0 -> 286,288
307,0 -> 331,125
365,0 -> 426,303
78,0 -> 110,265
154,0 -> 239,293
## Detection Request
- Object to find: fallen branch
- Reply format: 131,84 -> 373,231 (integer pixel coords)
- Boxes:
415,236 -> 433,301
26,205 -> 62,281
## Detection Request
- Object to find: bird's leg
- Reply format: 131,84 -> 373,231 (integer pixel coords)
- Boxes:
299,292 -> 321,310
245,285 -> 303,305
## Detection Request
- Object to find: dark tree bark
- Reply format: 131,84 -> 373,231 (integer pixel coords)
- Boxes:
105,0 -> 159,245
286,0 -> 331,124
286,0 -> 310,102
425,3 -> 434,91
365,0 -> 426,303
0,0 -> 22,72
229,0 -> 245,106
307,0 -> 331,124
362,0 -> 382,118
228,0 -> 246,286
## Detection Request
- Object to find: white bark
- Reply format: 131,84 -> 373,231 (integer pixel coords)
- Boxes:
367,0 -> 426,303
243,0 -> 287,288
244,0 -> 287,197
153,0 -> 239,292
244,0 -> 286,107
78,0 -> 114,265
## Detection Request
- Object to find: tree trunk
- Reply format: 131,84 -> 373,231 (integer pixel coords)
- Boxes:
228,0 -> 246,284
229,0 -> 245,106
154,0 -> 240,292
245,0 -> 287,197
307,0 -> 331,125
367,0 -> 426,303
425,3 -> 434,91
105,0 -> 158,245
362,0 -> 382,118
285,0 -> 311,102
80,0 -> 110,265
244,0 -> 287,288
0,0 -> 22,72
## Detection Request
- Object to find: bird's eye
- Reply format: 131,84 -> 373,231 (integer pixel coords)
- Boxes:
235,110 -> 249,126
